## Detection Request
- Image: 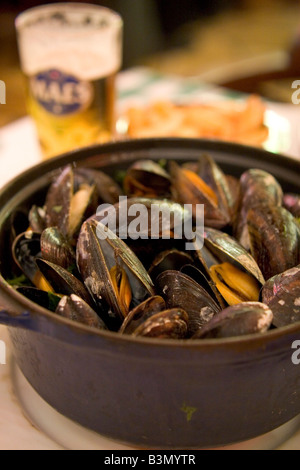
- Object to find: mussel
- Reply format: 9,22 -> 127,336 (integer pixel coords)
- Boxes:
74,168 -> 123,205
40,227 -> 77,272
120,296 -> 166,335
194,228 -> 265,307
193,302 -> 274,339
170,157 -> 232,229
234,168 -> 283,249
56,294 -> 108,330
76,219 -> 155,329
247,205 -> 300,281
95,196 -> 189,241
124,160 -> 171,198
95,196 -> 190,269
120,295 -> 189,339
262,265 -> 300,327
12,231 -> 53,292
156,270 -> 221,337
28,205 -> 46,234
36,258 -> 93,307
148,249 -> 193,281
8,157 -> 300,340
45,165 -> 98,241
131,308 -> 189,339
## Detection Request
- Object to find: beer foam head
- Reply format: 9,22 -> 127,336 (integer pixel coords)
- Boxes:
16,3 -> 123,80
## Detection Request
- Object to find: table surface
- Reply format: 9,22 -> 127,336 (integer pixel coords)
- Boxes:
0,68 -> 300,450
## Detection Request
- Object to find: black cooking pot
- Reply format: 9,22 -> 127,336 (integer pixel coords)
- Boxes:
0,138 -> 300,449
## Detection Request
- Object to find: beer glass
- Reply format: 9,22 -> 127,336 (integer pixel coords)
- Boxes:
16,3 -> 123,159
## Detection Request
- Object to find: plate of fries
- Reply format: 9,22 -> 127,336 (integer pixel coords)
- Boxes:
120,95 -> 269,147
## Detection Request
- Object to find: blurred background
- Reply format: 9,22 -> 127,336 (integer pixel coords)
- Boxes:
0,0 -> 300,127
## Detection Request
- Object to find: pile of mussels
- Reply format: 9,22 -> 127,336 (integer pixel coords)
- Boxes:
9,155 -> 300,340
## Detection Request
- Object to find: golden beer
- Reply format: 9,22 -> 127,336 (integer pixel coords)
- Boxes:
26,73 -> 116,157
16,3 -> 123,159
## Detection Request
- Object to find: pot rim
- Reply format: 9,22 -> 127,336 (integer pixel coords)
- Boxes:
1,137 -> 300,350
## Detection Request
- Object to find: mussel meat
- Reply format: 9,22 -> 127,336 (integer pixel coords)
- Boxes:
194,227 -> 265,307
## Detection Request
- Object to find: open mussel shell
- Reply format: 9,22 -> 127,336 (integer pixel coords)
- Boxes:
94,197 -> 189,270
247,205 -> 300,281
132,308 -> 189,339
45,165 -> 98,240
170,160 -> 231,229
193,227 -> 264,308
262,266 -> 300,328
200,227 -> 265,285
124,160 -> 171,198
36,258 -> 93,307
11,231 -> 52,291
234,169 -> 283,249
74,168 -> 123,205
28,205 -> 46,234
56,295 -> 108,330
180,264 -> 221,305
193,302 -> 274,339
148,249 -> 193,282
9,208 -> 32,243
120,296 -> 166,335
40,227 -> 77,272
194,154 -> 236,219
76,220 -> 155,330
12,231 -> 41,278
156,270 -> 221,337
45,165 -> 73,235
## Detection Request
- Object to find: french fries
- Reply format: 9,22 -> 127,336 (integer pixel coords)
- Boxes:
125,95 -> 268,146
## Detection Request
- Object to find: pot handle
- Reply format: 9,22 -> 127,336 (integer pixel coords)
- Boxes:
0,309 -> 38,330
0,287 -> 60,337
0,308 -> 60,340
0,307 -> 88,346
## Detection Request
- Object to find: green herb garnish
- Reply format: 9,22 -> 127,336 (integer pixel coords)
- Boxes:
53,205 -> 63,214
47,292 -> 61,312
114,170 -> 127,186
7,274 -> 31,287
158,159 -> 167,170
